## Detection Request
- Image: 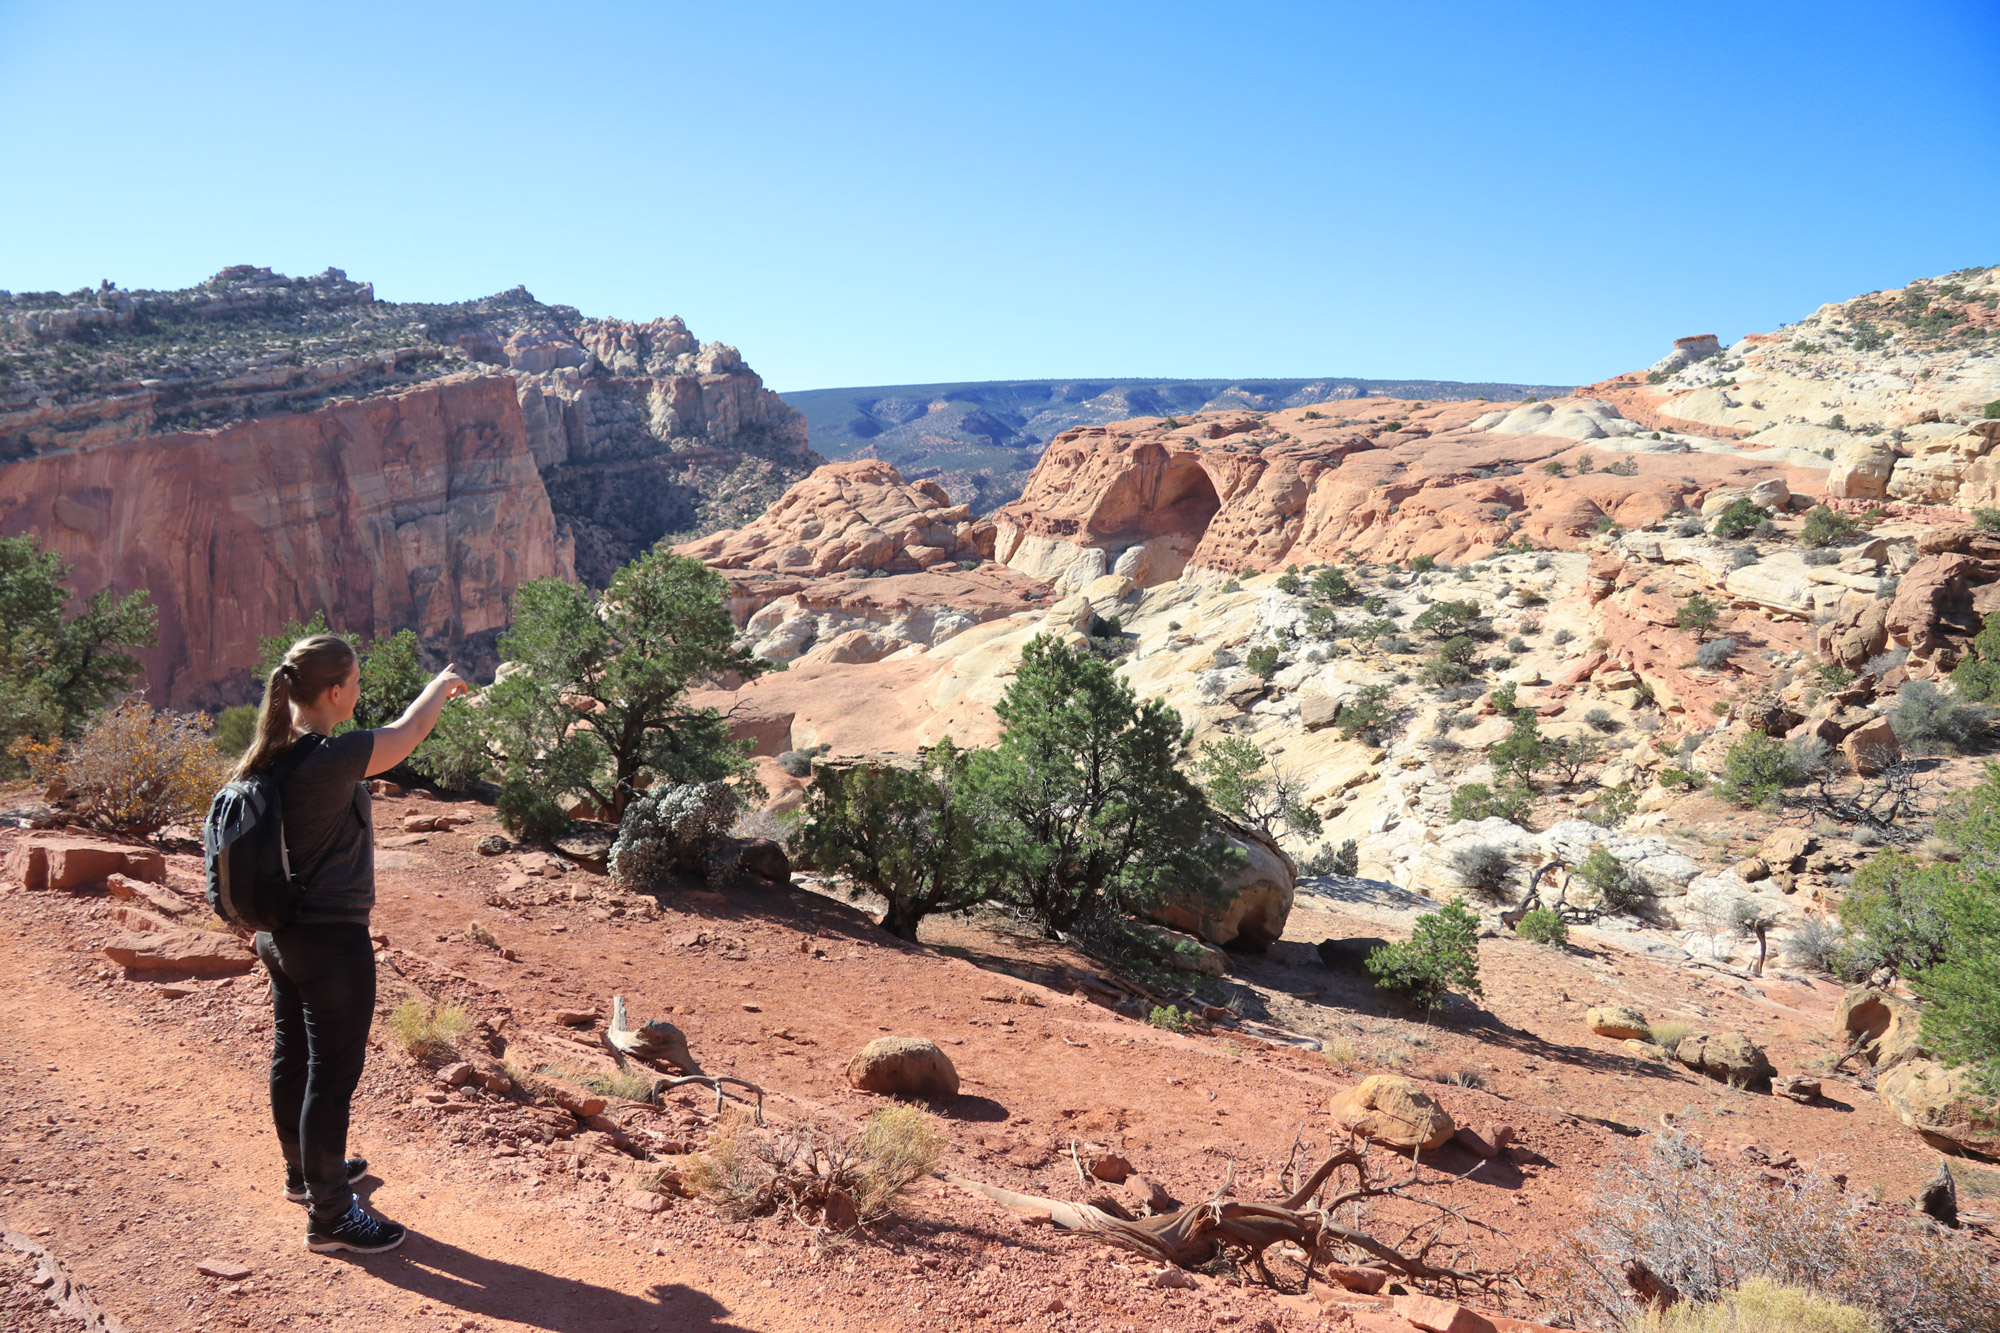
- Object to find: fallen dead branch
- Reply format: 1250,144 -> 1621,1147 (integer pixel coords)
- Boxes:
947,1141 -> 1505,1292
600,993 -> 767,1122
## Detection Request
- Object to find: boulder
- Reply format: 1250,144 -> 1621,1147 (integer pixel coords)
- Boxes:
1837,987 -> 1926,1068
5,833 -> 165,891
846,1037 -> 960,1098
1875,1060 -> 2000,1159
734,838 -> 791,885
1825,439 -> 1898,501
1674,1031 -> 1774,1085
1885,554 -> 1982,658
102,929 -> 256,975
1587,1005 -> 1651,1040
1322,1264 -> 1389,1294
1732,856 -> 1772,883
1299,690 -> 1342,731
1841,717 -> 1901,776
1701,479 -> 1790,518
1760,827 -> 1813,870
1737,695 -> 1803,738
1148,822 -> 1293,950
1814,597 -> 1892,671
1724,562 -> 1818,619
1328,1074 -> 1455,1151
1773,1074 -> 1821,1104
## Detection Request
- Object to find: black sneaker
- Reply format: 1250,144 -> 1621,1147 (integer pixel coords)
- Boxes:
305,1201 -> 407,1254
285,1157 -> 369,1204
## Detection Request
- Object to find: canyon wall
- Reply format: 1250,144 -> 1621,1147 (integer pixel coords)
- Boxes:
0,375 -> 568,708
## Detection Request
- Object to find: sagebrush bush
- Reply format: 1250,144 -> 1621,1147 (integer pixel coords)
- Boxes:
1783,916 -> 1845,972
1717,733 -> 1805,807
685,1105 -> 945,1227
1542,1130 -> 1998,1333
1799,505 -> 1864,550
1451,842 -> 1514,898
610,780 -> 742,888
1449,781 -> 1530,825
52,701 -> 229,834
1890,680 -> 1990,755
1698,637 -> 1741,670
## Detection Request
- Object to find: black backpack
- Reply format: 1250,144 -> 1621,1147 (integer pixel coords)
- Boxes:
203,737 -> 322,933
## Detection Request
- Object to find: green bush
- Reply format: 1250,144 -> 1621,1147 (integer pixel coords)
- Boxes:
1488,711 -> 1547,786
1905,768 -> 2000,1096
1448,780 -> 1530,825
1710,498 -> 1769,540
1973,508 -> 2000,534
1950,608 -> 2000,702
1799,505 -> 1863,549
1409,554 -> 1437,574
1274,566 -> 1305,596
1984,400 -> 2000,420
791,739 -> 994,940
1246,644 -> 1281,679
1191,736 -> 1320,839
1147,1004 -> 1192,1032
1657,766 -> 1702,790
1335,684 -> 1397,743
1674,593 -> 1723,642
1587,782 -> 1639,829
212,704 -> 259,758
1366,899 -> 1483,1012
1715,732 -> 1804,807
463,548 -> 768,824
1331,838 -> 1359,877
1576,846 -> 1643,912
1411,599 -> 1481,640
1,534 -> 156,772
1515,907 -> 1568,946
496,782 -> 571,840
975,635 -> 1233,936
1835,850 -> 1953,981
1420,634 -> 1478,686
1311,567 -> 1357,604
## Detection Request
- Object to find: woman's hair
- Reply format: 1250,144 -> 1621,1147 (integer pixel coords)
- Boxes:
230,634 -> 358,781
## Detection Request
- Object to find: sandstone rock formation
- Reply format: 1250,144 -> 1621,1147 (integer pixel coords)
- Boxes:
1673,1031 -> 1774,1085
988,398 -> 1828,589
1,268 -> 814,703
0,376 -> 567,707
1875,1059 -> 2000,1159
1838,987 -> 1927,1069
1328,1074 -> 1455,1150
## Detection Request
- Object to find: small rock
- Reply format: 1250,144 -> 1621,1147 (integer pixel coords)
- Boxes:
846,1036 -> 960,1098
1395,1293 -> 1497,1333
1732,856 -> 1772,883
735,838 -> 791,884
1322,1264 -> 1387,1294
1841,717 -> 1901,777
1675,1031 -> 1775,1085
1586,1005 -> 1650,1040
405,789 -> 436,801
195,1259 -> 253,1281
369,779 -> 404,798
439,1062 -> 476,1087
1329,1075 -> 1455,1150
1150,1267 -> 1199,1289
1453,1126 -> 1500,1159
623,1190 -> 668,1215
476,834 -> 511,856
1773,1074 -> 1821,1104
1089,1154 -> 1133,1183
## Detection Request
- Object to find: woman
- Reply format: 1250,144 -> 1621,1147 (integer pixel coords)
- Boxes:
231,634 -> 466,1254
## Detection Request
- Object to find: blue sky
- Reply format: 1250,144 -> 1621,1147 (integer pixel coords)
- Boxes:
2,1 -> 1995,391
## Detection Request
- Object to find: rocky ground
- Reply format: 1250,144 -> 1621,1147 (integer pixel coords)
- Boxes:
3,788 -> 1993,1333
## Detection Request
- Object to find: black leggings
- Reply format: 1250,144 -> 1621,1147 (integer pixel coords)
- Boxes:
256,923 -> 376,1220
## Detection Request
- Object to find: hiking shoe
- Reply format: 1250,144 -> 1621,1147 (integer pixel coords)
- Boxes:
305,1201 -> 407,1254
284,1157 -> 369,1203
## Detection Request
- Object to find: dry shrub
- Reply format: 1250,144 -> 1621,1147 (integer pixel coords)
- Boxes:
1541,1130 -> 1999,1333
685,1104 -> 945,1230
1636,1280 -> 1880,1333
388,998 -> 474,1061
1647,1019 -> 1694,1051
53,701 -> 228,833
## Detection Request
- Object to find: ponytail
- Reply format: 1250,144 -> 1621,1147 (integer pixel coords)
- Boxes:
230,634 -> 358,781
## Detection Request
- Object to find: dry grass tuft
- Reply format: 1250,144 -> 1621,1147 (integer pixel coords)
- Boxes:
462,921 -> 498,949
1647,1019 -> 1694,1051
388,998 -> 474,1061
1633,1281 -> 1880,1333
685,1104 -> 945,1230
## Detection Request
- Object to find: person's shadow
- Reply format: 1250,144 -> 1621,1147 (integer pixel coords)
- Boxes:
338,1231 -> 754,1332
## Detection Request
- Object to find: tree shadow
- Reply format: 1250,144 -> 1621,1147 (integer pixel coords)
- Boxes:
340,1231 -> 753,1332
930,1094 -> 1010,1123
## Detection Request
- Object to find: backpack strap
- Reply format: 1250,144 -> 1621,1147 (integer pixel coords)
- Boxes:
267,735 -> 327,885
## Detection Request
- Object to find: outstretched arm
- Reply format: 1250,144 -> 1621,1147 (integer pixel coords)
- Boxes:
367,666 -> 469,776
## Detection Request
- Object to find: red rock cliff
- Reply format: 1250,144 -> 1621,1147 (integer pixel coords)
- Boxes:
0,375 -> 570,707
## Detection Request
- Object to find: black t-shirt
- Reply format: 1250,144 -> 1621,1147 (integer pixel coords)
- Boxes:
279,730 -> 375,926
